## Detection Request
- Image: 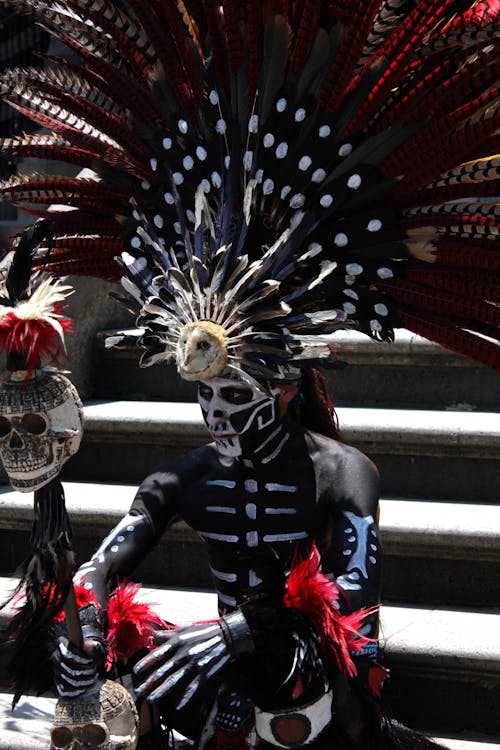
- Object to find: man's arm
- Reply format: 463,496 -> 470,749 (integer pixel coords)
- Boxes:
316,441 -> 382,639
74,468 -> 181,608
52,467 -> 181,698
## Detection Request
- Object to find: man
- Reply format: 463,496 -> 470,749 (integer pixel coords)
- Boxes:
1,2 -> 495,746
58,372 -> 383,749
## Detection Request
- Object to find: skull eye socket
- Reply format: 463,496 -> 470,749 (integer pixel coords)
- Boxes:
220,386 -> 254,405
50,726 -> 73,748
82,723 -> 107,745
198,384 -> 213,400
0,416 -> 11,437
21,413 -> 47,435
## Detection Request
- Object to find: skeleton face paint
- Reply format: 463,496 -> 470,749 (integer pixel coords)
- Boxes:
0,369 -> 83,492
197,377 -> 281,459
50,679 -> 138,750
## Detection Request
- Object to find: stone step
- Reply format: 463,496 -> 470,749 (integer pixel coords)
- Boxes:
1,483 -> 499,607
0,580 -> 499,738
59,401 -> 500,500
94,328 -> 499,411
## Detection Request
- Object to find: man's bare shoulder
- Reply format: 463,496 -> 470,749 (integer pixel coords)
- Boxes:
304,428 -> 379,483
139,443 -> 219,489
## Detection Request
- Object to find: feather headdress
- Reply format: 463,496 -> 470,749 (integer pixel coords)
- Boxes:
0,0 -> 498,379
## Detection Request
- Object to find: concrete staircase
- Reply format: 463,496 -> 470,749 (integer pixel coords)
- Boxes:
0,329 -> 499,747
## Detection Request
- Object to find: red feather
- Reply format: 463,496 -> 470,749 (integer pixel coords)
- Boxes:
378,47 -> 499,131
448,0 -> 500,33
0,311 -> 72,371
204,0 -> 231,94
105,582 -> 173,668
398,310 -> 500,371
154,1 -> 205,108
79,11 -> 154,82
245,1 -> 262,97
13,580 -> 173,670
434,240 -> 500,272
345,0 -> 459,135
291,0 -> 322,77
283,543 -> 377,678
406,267 -> 500,303
2,99 -> 149,180
48,43 -> 161,126
380,278 -> 500,328
34,259 -> 120,282
11,582 -> 97,623
319,0 -> 380,113
381,99 -> 499,184
401,181 -> 500,208
126,0 -> 195,116
16,208 -> 122,237
221,0 -> 244,71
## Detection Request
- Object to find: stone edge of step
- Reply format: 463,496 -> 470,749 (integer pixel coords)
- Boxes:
1,483 -> 499,562
79,401 -> 500,458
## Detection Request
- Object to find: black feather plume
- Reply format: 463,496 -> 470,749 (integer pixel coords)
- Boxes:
2,478 -> 74,706
4,219 -> 54,305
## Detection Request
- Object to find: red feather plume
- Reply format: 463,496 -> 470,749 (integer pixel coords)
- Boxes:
0,310 -> 72,372
105,582 -> 174,669
12,580 -> 173,671
283,543 -> 377,678
11,581 -> 96,623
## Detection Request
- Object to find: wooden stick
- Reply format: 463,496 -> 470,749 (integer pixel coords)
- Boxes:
63,583 -> 84,649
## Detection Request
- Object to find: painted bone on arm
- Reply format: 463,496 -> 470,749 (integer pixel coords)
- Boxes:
317,442 -> 382,644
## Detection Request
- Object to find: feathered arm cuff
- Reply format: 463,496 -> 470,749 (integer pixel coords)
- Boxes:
7,580 -> 173,702
104,581 -> 173,670
283,543 -> 378,679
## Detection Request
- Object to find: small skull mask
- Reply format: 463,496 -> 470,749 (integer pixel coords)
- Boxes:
0,369 -> 83,492
51,679 -> 138,750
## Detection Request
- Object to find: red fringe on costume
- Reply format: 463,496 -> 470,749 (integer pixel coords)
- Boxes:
105,582 -> 172,669
13,580 -> 173,671
283,543 -> 378,678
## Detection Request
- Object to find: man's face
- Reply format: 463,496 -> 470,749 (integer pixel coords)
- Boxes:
197,377 -> 281,458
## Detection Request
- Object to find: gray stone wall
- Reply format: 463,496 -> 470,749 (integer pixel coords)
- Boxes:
64,276 -> 133,399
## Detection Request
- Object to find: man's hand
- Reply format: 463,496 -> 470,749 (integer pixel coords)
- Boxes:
51,602 -> 107,699
133,611 -> 254,710
51,637 -> 102,698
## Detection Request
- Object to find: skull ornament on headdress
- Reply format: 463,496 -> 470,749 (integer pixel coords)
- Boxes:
0,369 -> 83,492
50,679 -> 139,750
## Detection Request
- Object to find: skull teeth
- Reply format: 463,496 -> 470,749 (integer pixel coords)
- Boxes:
209,422 -> 228,433
3,458 -> 53,470
216,437 -> 235,448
